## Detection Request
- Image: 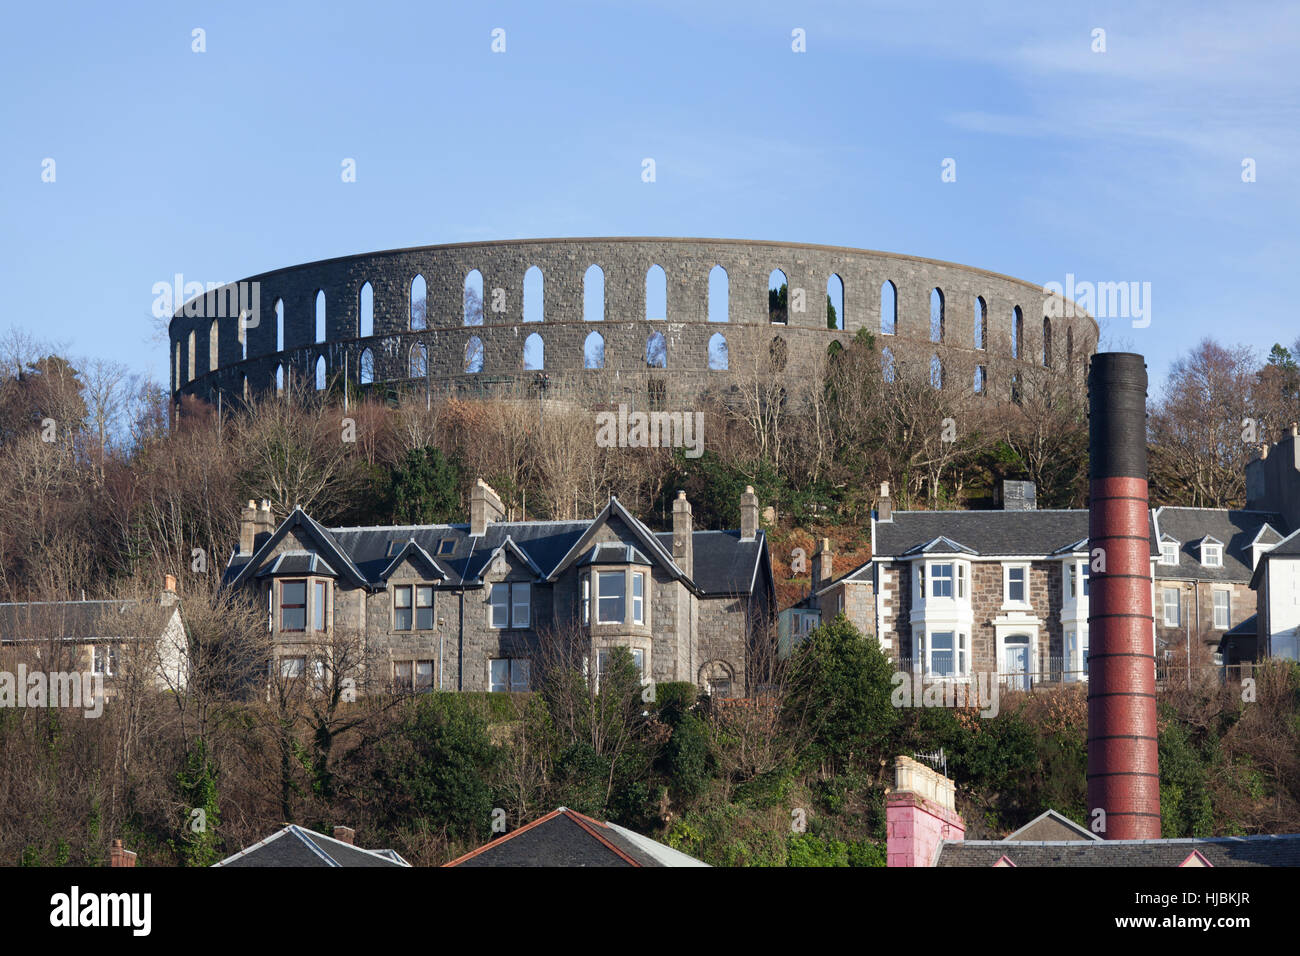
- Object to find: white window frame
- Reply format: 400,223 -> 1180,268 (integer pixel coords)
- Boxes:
1212,588 -> 1230,630
930,563 -> 954,599
1201,543 -> 1223,567
632,572 -> 644,625
596,570 -> 627,624
581,575 -> 590,624
923,628 -> 969,679
1003,563 -> 1030,609
1159,542 -> 1179,566
1161,587 -> 1181,627
511,582 -> 531,629
490,582 -> 530,630
93,645 -> 118,677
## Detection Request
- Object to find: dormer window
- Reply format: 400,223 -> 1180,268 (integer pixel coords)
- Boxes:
1201,542 -> 1223,567
1160,542 -> 1179,566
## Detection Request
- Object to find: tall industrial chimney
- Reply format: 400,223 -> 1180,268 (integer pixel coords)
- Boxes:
1086,353 -> 1160,839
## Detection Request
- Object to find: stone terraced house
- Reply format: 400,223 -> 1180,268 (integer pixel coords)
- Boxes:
221,481 -> 774,697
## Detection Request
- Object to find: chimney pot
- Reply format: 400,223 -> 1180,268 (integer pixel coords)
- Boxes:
164,573 -> 176,592
109,838 -> 137,868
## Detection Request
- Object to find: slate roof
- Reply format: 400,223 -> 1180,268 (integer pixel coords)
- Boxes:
1151,507 -> 1287,583
874,509 -> 1158,559
0,600 -> 170,642
1003,809 -> 1100,842
935,834 -> 1300,867
444,807 -> 709,867
213,825 -> 411,867
1263,526 -> 1300,558
224,499 -> 769,599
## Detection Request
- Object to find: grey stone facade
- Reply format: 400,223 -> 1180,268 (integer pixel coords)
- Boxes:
169,237 -> 1097,415
221,484 -> 774,697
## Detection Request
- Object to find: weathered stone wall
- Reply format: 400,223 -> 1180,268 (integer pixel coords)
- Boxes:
170,237 -> 1097,412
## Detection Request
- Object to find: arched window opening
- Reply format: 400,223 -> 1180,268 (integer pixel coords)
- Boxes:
209,319 -> 219,371
930,288 -> 945,342
646,264 -> 667,320
524,332 -> 544,370
768,270 -> 788,324
464,336 -> 484,373
275,299 -> 284,352
827,274 -> 844,330
1042,316 -> 1052,366
930,355 -> 943,390
315,355 -> 327,391
523,266 -> 544,323
359,282 -> 374,337
1012,306 -> 1024,359
882,346 -> 896,383
975,365 -> 986,394
275,363 -> 285,395
464,270 -> 484,326
708,332 -> 728,370
316,290 -> 326,342
881,281 -> 897,335
187,331 -> 196,382
584,331 -> 605,369
646,331 -> 667,369
410,344 -> 428,379
584,264 -> 605,322
410,275 -> 427,331
359,349 -> 374,385
708,265 -> 729,322
770,336 -> 788,373
1067,326 -> 1075,367
974,296 -> 986,350
239,312 -> 248,361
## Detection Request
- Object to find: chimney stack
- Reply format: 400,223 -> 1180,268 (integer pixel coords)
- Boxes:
162,573 -> 179,607
672,491 -> 694,577
239,499 -> 259,556
885,756 -> 964,867
470,478 -> 506,536
877,482 -> 893,522
1087,353 -> 1161,840
333,826 -> 355,845
110,839 -> 137,868
996,480 -> 1037,511
812,538 -> 833,592
739,486 -> 759,542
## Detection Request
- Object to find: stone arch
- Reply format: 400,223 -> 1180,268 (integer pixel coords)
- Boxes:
275,299 -> 284,352
930,288 -> 945,342
768,269 -> 789,324
1042,316 -> 1052,366
360,348 -> 375,384
411,275 -> 427,331
708,265 -> 728,322
770,335 -> 788,373
316,290 -> 326,342
881,280 -> 897,335
646,264 -> 667,320
708,332 -> 728,370
646,331 -> 667,369
275,363 -> 285,395
584,264 -> 605,322
315,355 -> 327,391
464,270 -> 484,326
1012,306 -> 1024,359
974,296 -> 986,350
410,343 -> 428,378
209,319 -> 219,372
524,332 -> 544,370
584,331 -> 605,369
930,354 -> 943,389
359,282 -> 374,337
882,346 -> 896,383
827,274 -> 844,330
699,660 -> 735,697
523,265 -> 543,323
464,336 -> 484,373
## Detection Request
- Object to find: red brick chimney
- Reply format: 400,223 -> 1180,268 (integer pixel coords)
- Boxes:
885,756 -> 964,867
1087,353 -> 1161,839
110,839 -> 137,867
333,826 -> 355,845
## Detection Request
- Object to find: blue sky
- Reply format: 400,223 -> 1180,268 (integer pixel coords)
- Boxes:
2,1 -> 1296,391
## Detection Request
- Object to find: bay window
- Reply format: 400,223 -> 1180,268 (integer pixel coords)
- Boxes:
597,571 -> 626,624
924,630 -> 968,678
280,580 -> 307,632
